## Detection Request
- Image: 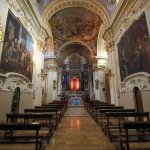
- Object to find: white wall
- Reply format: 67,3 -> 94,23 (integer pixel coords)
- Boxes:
0,91 -> 33,121
47,71 -> 58,103
141,90 -> 150,112
119,92 -> 135,109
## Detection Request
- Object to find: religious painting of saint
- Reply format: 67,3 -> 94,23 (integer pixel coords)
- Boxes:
0,11 -> 33,82
118,13 -> 150,81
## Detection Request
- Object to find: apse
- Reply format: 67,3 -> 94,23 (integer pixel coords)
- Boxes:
59,43 -> 92,93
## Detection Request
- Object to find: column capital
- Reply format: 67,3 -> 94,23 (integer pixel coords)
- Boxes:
45,57 -> 59,72
93,65 -> 105,72
92,57 -> 98,65
37,40 -> 45,52
105,41 -> 115,53
46,65 -> 58,72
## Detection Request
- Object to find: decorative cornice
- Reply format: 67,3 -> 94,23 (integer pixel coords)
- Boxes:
0,73 -> 33,93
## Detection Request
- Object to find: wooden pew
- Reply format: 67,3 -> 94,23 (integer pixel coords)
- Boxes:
6,113 -> 53,143
48,100 -> 68,111
0,122 -> 41,150
89,103 -> 114,114
119,121 -> 150,150
105,112 -> 149,141
84,100 -> 105,112
35,105 -> 63,120
43,103 -> 67,115
98,109 -> 135,129
92,106 -> 124,120
24,108 -> 59,130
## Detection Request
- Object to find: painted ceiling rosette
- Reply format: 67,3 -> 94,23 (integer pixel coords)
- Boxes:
49,7 -> 102,56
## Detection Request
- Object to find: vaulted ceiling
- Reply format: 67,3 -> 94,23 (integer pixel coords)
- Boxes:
33,0 -> 120,59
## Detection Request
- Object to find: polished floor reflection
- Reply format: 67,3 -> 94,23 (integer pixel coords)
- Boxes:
46,107 -> 116,150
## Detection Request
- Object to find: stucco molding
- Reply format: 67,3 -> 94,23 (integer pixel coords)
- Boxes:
0,72 -> 33,93
120,72 -> 150,92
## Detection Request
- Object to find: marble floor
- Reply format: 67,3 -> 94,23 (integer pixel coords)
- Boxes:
46,107 -> 116,150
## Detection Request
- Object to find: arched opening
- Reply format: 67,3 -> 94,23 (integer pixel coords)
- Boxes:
11,87 -> 21,114
133,87 -> 143,113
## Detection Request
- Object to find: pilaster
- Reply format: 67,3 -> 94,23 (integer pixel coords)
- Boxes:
45,57 -> 59,102
92,57 -> 107,102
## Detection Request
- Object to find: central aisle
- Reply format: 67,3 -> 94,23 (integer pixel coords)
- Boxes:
46,107 -> 116,150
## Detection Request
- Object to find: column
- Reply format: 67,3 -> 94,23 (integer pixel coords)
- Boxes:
106,41 -> 118,105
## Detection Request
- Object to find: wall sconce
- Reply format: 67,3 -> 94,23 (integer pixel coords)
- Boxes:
38,69 -> 47,80
53,80 -> 57,90
0,17 -> 4,43
95,79 -> 99,90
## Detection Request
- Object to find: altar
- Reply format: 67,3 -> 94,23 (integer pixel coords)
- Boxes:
70,97 -> 81,106
68,93 -> 82,106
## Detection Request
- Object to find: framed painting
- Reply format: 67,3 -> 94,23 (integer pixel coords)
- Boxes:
118,13 -> 150,81
0,10 -> 33,82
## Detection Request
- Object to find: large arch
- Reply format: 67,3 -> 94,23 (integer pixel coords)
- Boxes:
42,0 -> 110,26
57,41 -> 94,58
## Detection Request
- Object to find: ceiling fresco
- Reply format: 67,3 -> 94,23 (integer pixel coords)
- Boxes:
49,7 -> 102,56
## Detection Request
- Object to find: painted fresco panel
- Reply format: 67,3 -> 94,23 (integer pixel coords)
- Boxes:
0,11 -> 33,82
118,14 -> 150,81
49,7 -> 102,56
